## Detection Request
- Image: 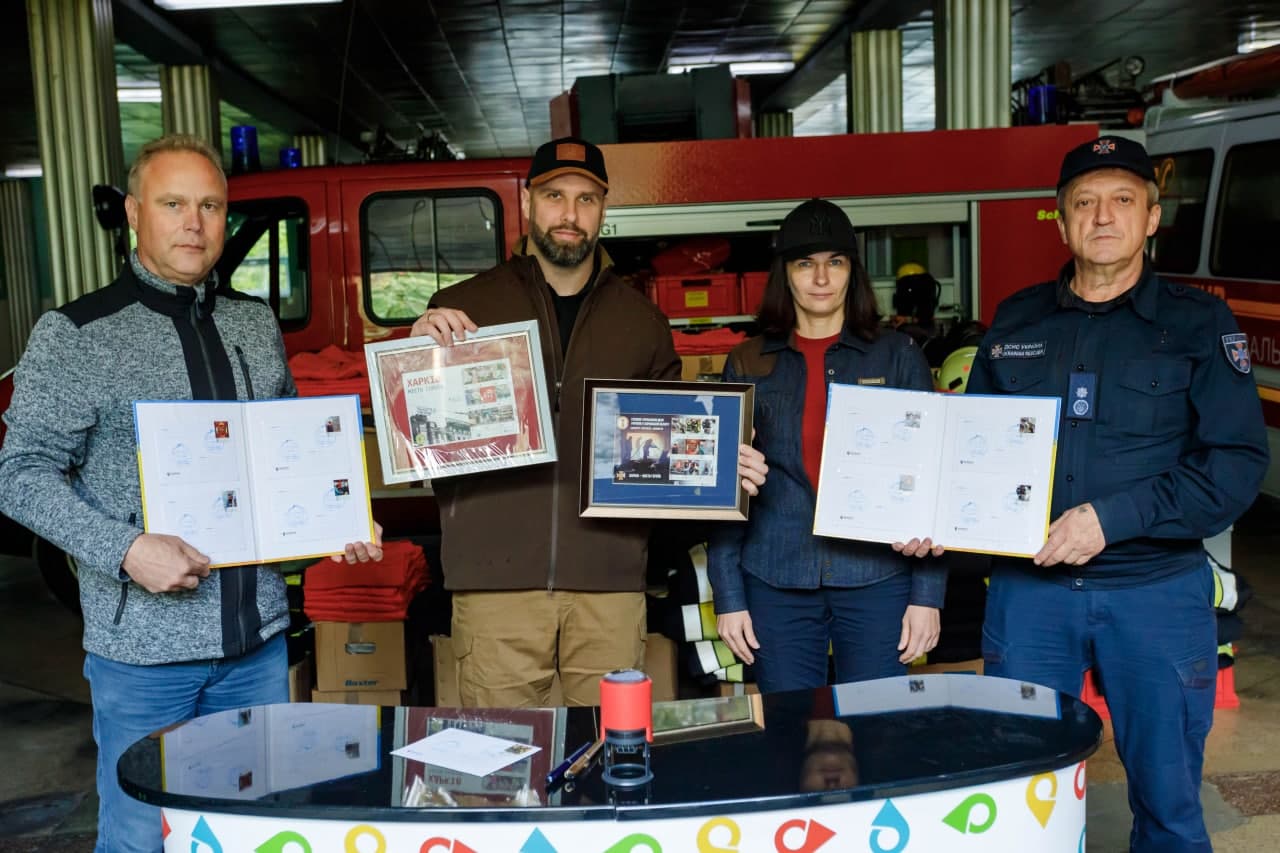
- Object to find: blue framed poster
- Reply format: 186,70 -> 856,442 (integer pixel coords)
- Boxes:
580,379 -> 754,520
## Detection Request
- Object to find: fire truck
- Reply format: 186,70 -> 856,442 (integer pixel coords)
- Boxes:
220,125 -> 1098,350
7,122 -> 1142,607
1145,96 -> 1280,497
215,123 -> 1100,515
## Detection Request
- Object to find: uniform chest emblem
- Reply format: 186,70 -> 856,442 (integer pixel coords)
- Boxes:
989,341 -> 1046,359
1073,386 -> 1090,416
1222,333 -> 1251,374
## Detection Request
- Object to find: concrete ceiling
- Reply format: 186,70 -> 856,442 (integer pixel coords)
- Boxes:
3,0 -> 1280,173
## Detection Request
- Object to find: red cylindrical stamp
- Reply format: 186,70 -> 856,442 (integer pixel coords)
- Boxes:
599,669 -> 652,743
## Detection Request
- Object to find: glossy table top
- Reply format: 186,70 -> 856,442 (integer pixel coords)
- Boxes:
119,674 -> 1101,822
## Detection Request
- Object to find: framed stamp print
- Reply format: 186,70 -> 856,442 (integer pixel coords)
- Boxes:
397,706 -> 563,807
364,322 -> 556,482
652,694 -> 765,746
580,378 -> 754,520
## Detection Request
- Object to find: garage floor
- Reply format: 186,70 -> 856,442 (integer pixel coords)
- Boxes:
0,505 -> 1277,852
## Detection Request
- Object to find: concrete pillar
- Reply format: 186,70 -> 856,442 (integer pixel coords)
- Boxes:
26,0 -> 124,305
0,181 -> 40,368
755,111 -> 794,138
293,134 -> 327,167
848,29 -> 903,134
161,65 -> 221,154
934,0 -> 1011,129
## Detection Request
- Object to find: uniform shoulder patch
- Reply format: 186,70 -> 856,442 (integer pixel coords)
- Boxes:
1222,333 -> 1251,374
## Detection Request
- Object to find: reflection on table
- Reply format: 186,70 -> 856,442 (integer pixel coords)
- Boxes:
122,674 -> 1101,852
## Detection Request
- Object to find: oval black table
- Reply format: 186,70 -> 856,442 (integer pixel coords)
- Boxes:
120,673 -> 1101,852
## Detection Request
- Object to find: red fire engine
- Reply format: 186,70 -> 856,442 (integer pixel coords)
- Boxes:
6,122 -> 1144,604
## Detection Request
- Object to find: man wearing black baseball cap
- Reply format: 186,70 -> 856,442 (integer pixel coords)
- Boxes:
526,136 -> 610,193
967,136 -> 1266,851
410,137 -> 767,709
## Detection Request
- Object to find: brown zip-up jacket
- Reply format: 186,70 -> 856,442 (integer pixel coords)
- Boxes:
427,244 -> 681,592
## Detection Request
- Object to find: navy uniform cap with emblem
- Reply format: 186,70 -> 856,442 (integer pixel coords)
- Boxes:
1057,135 -> 1156,190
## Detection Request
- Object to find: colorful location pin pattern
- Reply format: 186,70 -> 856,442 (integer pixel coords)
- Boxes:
171,762 -> 1089,853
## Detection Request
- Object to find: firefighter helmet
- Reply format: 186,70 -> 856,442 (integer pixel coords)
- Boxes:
937,346 -> 978,393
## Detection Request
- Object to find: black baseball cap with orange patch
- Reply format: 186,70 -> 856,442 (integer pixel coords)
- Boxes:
526,137 -> 609,193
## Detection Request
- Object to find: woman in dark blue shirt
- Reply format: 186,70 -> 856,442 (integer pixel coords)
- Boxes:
708,198 -> 946,693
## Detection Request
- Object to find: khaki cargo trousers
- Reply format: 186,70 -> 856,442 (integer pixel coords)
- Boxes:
451,590 -> 646,707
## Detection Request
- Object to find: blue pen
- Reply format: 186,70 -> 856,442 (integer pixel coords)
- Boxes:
545,740 -> 594,789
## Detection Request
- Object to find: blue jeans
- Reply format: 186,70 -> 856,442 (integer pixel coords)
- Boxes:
982,565 -> 1217,853
83,633 -> 288,853
744,571 -> 911,693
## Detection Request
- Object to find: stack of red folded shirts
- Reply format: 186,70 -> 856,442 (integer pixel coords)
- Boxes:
289,345 -> 372,407
303,540 -> 429,622
671,327 -> 747,355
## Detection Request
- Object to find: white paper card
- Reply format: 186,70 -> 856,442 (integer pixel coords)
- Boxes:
391,727 -> 542,778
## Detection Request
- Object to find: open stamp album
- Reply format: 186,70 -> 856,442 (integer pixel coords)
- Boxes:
814,385 -> 1061,558
134,395 -> 375,567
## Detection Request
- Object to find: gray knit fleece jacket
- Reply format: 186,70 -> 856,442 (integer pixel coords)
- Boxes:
0,258 -> 297,665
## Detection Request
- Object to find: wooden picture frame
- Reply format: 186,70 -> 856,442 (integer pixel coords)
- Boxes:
580,378 -> 753,520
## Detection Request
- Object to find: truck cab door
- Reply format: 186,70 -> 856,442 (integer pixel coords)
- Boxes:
221,181 -> 333,357
338,172 -> 522,347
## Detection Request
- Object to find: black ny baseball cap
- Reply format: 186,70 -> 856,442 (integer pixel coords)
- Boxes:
775,198 -> 858,261
526,137 -> 609,193
1057,136 -> 1155,190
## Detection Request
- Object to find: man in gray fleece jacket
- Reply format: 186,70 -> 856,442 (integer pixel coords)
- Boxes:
0,135 -> 381,853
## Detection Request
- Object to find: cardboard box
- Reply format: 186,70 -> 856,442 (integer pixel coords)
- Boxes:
287,656 -> 313,703
654,273 -> 740,319
431,633 -> 677,706
311,688 -> 404,706
363,426 -> 411,490
707,660 -> 984,698
716,681 -> 761,697
679,353 -> 728,382
909,657 -> 984,676
646,633 -> 678,702
315,621 -> 407,692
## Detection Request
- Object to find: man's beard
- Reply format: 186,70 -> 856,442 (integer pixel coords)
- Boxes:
531,220 -> 597,268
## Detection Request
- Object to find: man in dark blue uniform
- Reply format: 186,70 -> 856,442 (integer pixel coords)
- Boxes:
968,136 -> 1268,852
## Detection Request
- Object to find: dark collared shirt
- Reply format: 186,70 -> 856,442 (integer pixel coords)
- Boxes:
1056,274 -> 1130,313
968,262 -> 1269,587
